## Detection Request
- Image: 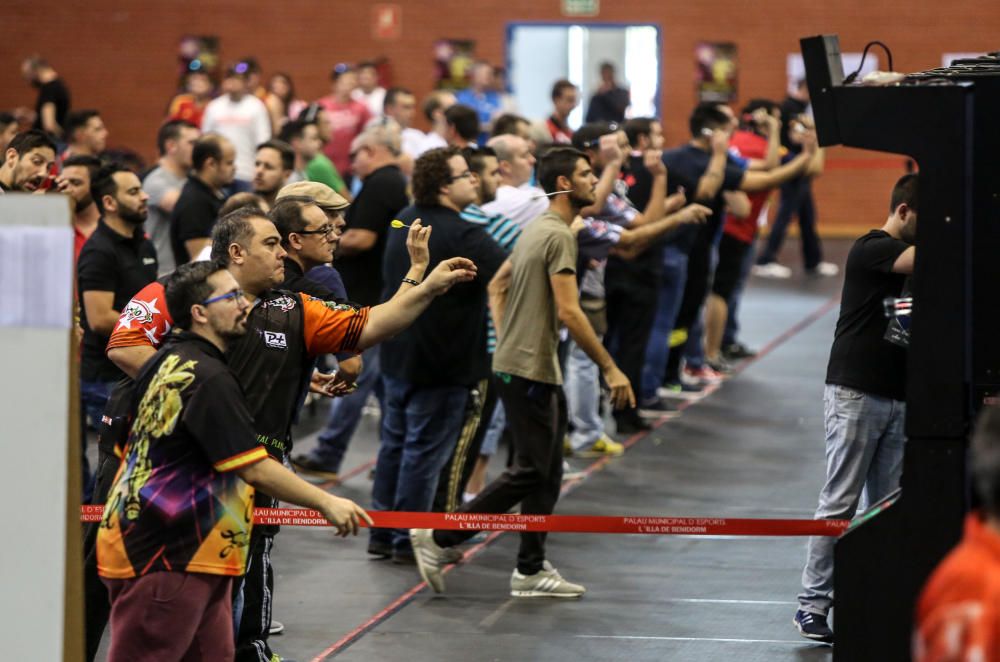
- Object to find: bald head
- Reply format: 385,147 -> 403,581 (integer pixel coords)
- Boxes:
487,134 -> 535,187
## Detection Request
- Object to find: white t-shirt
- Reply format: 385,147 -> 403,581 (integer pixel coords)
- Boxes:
481,184 -> 549,229
201,94 -> 272,182
401,127 -> 426,159
416,131 -> 447,156
351,87 -> 386,119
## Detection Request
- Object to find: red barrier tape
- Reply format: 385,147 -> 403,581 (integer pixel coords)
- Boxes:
81,505 -> 848,537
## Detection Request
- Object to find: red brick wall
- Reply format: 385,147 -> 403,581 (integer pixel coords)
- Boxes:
2,1 -> 996,233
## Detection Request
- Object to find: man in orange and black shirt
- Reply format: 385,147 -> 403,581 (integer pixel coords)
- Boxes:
98,261 -> 371,662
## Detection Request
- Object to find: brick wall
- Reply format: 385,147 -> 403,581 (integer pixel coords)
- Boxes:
2,1 -> 996,233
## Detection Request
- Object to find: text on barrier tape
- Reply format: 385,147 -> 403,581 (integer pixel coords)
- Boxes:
80,505 -> 848,537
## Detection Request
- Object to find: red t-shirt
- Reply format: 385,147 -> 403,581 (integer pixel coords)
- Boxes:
167,94 -> 207,128
723,130 -> 771,245
317,96 -> 372,177
914,513 -> 1000,662
106,281 -> 174,354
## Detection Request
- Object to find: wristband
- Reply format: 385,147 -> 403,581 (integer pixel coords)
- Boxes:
402,277 -> 421,287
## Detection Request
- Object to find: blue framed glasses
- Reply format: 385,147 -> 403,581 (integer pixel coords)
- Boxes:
201,289 -> 245,306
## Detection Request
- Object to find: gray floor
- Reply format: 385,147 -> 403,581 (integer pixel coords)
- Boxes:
93,241 -> 849,661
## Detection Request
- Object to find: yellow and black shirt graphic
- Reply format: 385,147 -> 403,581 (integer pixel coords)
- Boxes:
97,333 -> 268,579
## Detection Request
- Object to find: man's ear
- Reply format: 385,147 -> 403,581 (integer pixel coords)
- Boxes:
227,242 -> 244,265
190,303 -> 209,325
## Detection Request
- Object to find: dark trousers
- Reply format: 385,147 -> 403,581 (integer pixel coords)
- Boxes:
605,273 -> 659,414
371,376 -> 471,552
757,176 -> 821,269
434,376 -> 567,575
433,377 -> 496,513
104,573 -> 234,662
233,531 -> 275,662
83,448 -> 122,662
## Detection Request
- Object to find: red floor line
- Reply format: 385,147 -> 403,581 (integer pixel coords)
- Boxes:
309,293 -> 840,660
315,458 -> 377,491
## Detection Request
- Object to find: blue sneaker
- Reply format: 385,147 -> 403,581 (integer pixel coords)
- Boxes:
793,609 -> 833,643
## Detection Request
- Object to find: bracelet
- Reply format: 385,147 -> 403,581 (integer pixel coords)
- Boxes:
402,277 -> 421,287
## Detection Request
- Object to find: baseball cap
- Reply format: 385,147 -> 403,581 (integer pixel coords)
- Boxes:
276,181 -> 350,211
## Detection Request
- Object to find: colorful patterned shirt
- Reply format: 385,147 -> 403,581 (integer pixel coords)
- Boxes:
97,333 -> 269,579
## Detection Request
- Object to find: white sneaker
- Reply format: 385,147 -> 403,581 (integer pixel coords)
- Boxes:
752,262 -> 793,279
510,561 -> 586,598
410,528 -> 447,593
814,261 -> 840,277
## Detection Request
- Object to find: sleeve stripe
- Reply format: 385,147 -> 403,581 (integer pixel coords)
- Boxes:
213,446 -> 269,473
341,307 -> 369,352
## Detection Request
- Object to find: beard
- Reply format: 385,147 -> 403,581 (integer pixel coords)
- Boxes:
568,190 -> 595,210
218,316 -> 249,340
75,196 -> 94,213
118,205 -> 147,226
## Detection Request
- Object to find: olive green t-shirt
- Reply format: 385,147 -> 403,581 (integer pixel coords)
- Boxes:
493,210 -> 577,385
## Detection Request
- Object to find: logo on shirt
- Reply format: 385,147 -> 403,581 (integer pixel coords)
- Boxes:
263,331 -> 287,349
318,300 -> 359,313
117,298 -> 162,330
265,296 -> 297,312
142,257 -> 157,266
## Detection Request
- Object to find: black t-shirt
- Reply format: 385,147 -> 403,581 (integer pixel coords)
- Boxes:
335,164 -> 409,306
77,220 -> 158,381
33,79 -> 71,132
379,204 -> 507,386
606,155 -> 664,284
169,176 -> 224,264
661,144 -> 745,253
585,87 -> 630,123
826,230 -> 910,400
780,95 -> 810,152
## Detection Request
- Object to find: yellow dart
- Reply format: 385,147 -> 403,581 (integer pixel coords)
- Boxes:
390,220 -> 409,229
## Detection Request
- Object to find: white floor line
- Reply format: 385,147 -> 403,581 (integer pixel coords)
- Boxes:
575,635 -> 809,645
660,598 -> 797,606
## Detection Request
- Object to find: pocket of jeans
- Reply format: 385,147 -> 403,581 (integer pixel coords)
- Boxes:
835,385 -> 865,401
150,572 -> 191,603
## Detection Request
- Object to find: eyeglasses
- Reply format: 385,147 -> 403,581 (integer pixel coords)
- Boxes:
449,170 -> 474,182
202,289 -> 246,306
296,225 -> 337,237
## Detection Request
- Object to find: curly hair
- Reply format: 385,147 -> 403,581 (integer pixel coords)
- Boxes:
411,147 -> 461,207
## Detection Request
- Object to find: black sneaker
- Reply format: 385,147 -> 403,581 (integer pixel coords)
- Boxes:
638,397 -> 680,419
722,341 -> 757,361
367,540 -> 393,558
290,455 -> 340,482
614,412 -> 652,434
793,609 -> 833,643
706,357 -> 733,374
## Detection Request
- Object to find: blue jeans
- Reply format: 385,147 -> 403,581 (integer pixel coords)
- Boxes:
480,400 -> 506,456
723,238 -> 757,347
304,347 -> 383,472
370,375 -> 470,553
798,384 -> 906,615
565,339 -> 604,451
757,176 -> 821,269
641,245 -> 689,403
80,379 -> 114,501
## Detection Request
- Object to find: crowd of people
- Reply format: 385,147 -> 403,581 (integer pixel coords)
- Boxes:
10,52 -> 977,661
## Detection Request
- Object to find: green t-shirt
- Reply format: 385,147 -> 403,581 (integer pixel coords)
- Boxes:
305,154 -> 347,194
492,211 -> 577,385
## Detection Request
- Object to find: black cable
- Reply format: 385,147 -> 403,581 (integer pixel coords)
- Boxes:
843,41 -> 894,84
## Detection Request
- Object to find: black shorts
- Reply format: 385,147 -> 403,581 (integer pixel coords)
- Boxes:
712,233 -> 752,302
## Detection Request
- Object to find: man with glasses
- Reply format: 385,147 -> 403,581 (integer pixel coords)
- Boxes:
292,122 -> 410,481
96,261 -> 372,662
97,206 -> 478,661
370,147 -> 507,563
